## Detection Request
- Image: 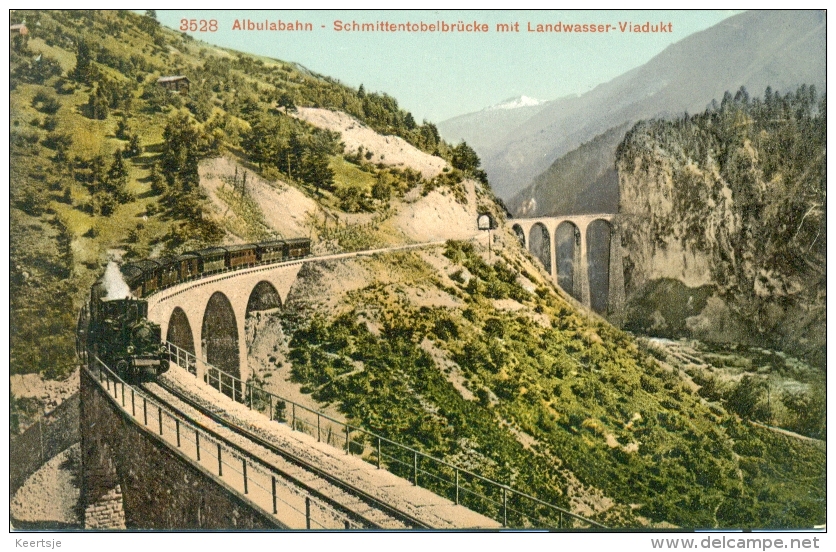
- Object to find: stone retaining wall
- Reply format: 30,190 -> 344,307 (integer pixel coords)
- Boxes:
81,368 -> 281,529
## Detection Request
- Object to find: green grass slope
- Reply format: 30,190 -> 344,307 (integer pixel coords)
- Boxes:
265,237 -> 824,528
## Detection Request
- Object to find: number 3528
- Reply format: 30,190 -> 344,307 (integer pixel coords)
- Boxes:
180,19 -> 218,32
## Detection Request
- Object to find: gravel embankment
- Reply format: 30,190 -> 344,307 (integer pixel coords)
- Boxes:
11,444 -> 81,528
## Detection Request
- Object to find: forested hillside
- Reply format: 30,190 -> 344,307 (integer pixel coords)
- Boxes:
617,86 -> 826,368
268,237 -> 825,528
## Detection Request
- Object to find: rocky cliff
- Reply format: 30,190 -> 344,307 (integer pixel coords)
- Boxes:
616,86 -> 825,366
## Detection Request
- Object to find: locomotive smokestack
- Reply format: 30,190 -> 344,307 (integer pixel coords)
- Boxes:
103,261 -> 133,300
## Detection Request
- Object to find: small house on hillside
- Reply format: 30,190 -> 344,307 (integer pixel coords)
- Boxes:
10,23 -> 28,36
156,75 -> 190,94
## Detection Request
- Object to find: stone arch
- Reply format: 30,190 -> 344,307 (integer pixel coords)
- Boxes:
244,281 -> 283,373
246,281 -> 282,315
528,222 -> 552,274
511,224 -> 526,247
166,307 -> 196,374
201,292 -> 240,389
586,219 -> 613,314
166,307 -> 195,354
555,221 -> 581,299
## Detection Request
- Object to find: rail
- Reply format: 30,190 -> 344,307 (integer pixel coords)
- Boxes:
87,356 -> 369,530
164,341 -> 606,529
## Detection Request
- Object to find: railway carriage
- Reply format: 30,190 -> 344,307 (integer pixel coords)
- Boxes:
174,253 -> 200,281
158,257 -> 181,288
189,247 -> 227,274
118,238 -> 312,299
285,237 -> 311,259
256,240 -> 287,263
133,259 -> 162,295
226,244 -> 258,269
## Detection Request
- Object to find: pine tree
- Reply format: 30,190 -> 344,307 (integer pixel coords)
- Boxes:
106,148 -> 129,201
127,133 -> 141,157
300,151 -> 334,192
161,113 -> 203,190
404,112 -> 416,130
87,85 -> 109,119
420,122 -> 440,151
71,39 -> 93,84
277,92 -> 297,114
451,141 -> 481,172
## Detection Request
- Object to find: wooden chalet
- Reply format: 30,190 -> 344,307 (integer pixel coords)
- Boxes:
156,75 -> 190,94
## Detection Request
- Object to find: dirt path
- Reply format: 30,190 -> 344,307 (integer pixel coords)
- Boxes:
748,420 -> 826,446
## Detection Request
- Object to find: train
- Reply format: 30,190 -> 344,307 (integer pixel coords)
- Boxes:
81,238 -> 312,381
119,238 -> 312,298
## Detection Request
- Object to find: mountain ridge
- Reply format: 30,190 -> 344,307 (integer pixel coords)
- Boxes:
440,10 -> 825,201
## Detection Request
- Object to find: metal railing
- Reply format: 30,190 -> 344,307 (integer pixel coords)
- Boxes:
88,356 -> 364,530
164,341 -> 606,529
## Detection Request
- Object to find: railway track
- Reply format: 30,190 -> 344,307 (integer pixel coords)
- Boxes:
142,377 -> 430,530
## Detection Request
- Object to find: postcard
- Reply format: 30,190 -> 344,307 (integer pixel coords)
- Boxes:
8,8 -> 827,548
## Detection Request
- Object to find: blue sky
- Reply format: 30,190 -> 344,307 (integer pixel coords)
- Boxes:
155,10 -> 740,123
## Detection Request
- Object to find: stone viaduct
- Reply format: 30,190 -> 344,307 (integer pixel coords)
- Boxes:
510,215 -> 625,315
144,244 -> 446,385
146,260 -> 305,384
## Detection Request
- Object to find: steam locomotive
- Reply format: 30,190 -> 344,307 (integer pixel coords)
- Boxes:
85,283 -> 169,381
80,238 -> 312,381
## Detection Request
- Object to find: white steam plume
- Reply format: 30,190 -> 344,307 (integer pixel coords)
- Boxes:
103,261 -> 133,300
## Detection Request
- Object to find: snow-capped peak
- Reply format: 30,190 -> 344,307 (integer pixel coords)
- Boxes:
485,95 -> 544,111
